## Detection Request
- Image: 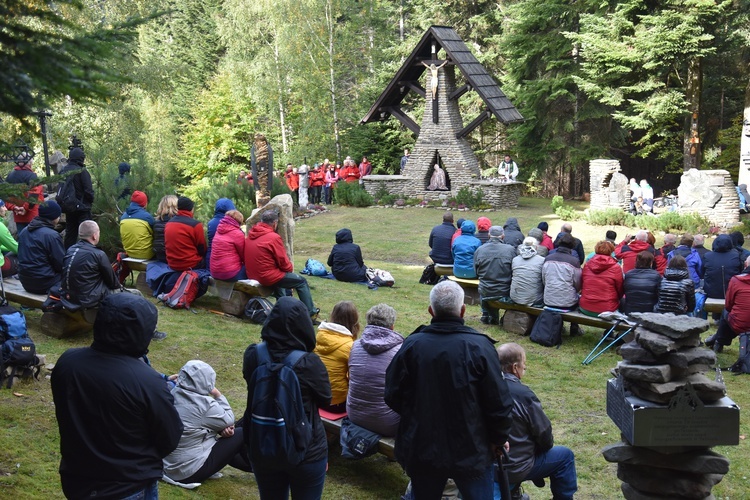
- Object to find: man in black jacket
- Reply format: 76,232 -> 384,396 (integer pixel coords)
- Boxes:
553,223 -> 585,265
428,211 -> 455,265
51,293 -> 183,499
17,200 -> 65,294
497,343 -> 577,500
385,280 -> 514,499
59,147 -> 95,249
62,220 -> 119,309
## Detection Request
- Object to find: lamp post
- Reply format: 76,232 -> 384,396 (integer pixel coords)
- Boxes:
33,110 -> 53,177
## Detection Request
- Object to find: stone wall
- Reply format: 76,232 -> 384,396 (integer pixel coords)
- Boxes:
589,159 -> 629,211
677,169 -> 739,227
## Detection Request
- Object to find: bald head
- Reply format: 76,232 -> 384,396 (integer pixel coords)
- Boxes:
443,211 -> 454,223
78,220 -> 100,243
561,223 -> 573,234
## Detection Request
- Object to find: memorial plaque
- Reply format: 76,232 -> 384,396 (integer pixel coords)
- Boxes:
606,378 -> 739,447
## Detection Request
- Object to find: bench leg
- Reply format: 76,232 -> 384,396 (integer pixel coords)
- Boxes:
502,310 -> 534,336
40,311 -> 94,339
220,290 -> 251,317
135,272 -> 153,297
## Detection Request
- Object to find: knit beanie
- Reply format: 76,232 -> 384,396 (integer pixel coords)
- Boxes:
177,196 -> 194,212
131,191 -> 148,208
68,147 -> 85,164
489,226 -> 504,239
528,227 -> 544,243
39,201 -> 62,220
537,221 -> 549,232
477,217 -> 492,232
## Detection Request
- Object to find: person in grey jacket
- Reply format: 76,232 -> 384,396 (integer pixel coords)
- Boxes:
541,233 -> 582,310
496,343 -> 577,500
511,237 -> 545,307
474,226 -> 517,325
347,304 -> 404,437
163,360 -> 252,487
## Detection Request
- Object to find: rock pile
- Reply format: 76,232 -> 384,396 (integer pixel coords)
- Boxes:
605,312 -> 734,500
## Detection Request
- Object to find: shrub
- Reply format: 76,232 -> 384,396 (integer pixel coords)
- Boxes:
334,181 -> 373,207
451,186 -> 485,210
587,208 -> 630,226
550,195 -> 581,220
586,208 -> 713,235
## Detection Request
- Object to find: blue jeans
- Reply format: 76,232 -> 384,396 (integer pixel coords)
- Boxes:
410,464 -> 493,500
253,457 -> 327,500
121,481 -> 159,500
273,273 -> 316,315
494,446 -> 577,500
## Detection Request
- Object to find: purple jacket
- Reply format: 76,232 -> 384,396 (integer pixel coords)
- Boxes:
347,325 -> 404,437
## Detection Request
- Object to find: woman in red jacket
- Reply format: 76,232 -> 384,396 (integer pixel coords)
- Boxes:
579,240 -> 624,316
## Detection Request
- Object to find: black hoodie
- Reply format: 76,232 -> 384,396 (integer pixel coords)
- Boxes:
327,228 -> 368,282
243,297 -> 332,465
51,294 -> 183,499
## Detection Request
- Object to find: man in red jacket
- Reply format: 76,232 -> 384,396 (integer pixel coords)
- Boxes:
164,196 -> 207,271
245,209 -> 319,320
6,152 -> 44,234
706,256 -> 750,353
615,230 -> 655,273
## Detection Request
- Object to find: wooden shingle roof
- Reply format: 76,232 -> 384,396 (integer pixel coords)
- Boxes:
361,26 -> 523,127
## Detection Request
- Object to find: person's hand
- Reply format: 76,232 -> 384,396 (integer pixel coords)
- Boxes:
220,425 -> 234,438
168,374 -> 178,381
210,387 -> 222,399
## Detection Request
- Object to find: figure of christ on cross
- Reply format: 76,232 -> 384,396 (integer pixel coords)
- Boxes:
421,60 -> 448,100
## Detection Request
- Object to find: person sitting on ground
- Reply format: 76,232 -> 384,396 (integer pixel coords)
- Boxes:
536,222 -> 554,253
503,217 -> 525,248
17,200 -> 64,294
476,216 -> 492,244
328,228 -> 368,282
705,255 -> 750,353
162,360 -> 253,488
496,343 -> 578,500
165,196 -> 207,271
615,230 -> 654,274
579,241 -> 623,316
0,200 -> 19,277
553,223 -> 585,265
667,234 -> 703,288
640,179 -> 654,210
654,255 -> 696,315
542,233 -> 583,336
206,198 -> 236,264
245,209 -> 319,319
527,227 -> 549,257
474,226 -> 516,325
654,233 -> 677,275
452,220 -> 481,279
6,152 -> 44,234
209,210 -> 247,281
153,195 -> 178,264
119,190 -> 155,260
428,212 -> 455,265
347,303 -> 404,437
703,234 -> 743,301
50,294 -> 182,500
242,297 -> 332,499
693,234 -> 709,265
621,251 -> 661,314
511,237 -> 545,308
314,301 -> 360,413
730,231 -> 750,263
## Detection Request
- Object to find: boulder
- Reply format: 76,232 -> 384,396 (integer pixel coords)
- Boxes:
618,462 -> 723,499
635,328 -> 701,356
502,310 -> 534,336
620,341 -> 664,364
667,347 -> 717,369
248,194 -> 295,260
602,442 -> 730,474
629,313 -> 709,339
617,361 -> 672,383
677,168 -> 723,209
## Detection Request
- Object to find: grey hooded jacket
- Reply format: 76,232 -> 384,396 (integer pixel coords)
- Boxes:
163,360 -> 235,481
511,245 -> 545,307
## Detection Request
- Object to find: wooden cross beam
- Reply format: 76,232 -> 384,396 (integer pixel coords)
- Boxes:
450,84 -> 471,101
383,106 -> 420,135
457,109 -> 492,138
398,80 -> 426,98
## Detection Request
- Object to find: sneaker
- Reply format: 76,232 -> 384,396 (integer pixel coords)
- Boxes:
480,316 -> 492,325
570,324 -> 584,337
152,330 -> 168,341
510,485 -> 530,500
310,308 -> 320,321
208,472 -> 223,480
713,342 -> 724,354
704,334 -> 717,348
162,475 -> 201,489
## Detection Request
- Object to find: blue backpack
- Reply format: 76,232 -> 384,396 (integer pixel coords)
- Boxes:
301,258 -> 328,277
247,343 -> 312,468
0,304 -> 38,388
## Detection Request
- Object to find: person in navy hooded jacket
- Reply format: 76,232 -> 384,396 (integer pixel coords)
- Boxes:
328,228 -> 368,282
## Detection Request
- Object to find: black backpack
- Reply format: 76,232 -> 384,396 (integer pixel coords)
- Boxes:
529,309 -> 563,348
55,168 -> 81,213
728,332 -> 750,374
419,264 -> 440,285
245,297 -> 274,324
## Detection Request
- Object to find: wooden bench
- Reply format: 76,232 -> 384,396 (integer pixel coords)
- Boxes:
434,264 -> 454,276
2,278 -> 94,338
447,276 -> 481,305
320,416 -> 396,460
703,298 -> 725,314
213,279 -> 273,316
122,258 -> 154,296
487,300 -> 634,336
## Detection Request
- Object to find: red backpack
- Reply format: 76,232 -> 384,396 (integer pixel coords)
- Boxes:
158,270 -> 199,309
111,252 -> 131,285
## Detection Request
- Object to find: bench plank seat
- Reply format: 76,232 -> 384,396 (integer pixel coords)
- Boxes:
320,416 -> 395,460
447,276 -> 481,306
434,264 -> 454,276
703,298 -> 725,314
213,279 -> 273,316
3,278 -> 93,338
487,300 -> 633,332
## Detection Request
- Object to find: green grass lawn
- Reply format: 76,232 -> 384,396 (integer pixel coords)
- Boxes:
2,197 -> 749,499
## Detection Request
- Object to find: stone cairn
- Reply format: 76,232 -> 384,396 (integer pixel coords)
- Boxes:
605,312 -> 735,499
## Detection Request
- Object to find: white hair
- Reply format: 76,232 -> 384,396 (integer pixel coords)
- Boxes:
430,281 -> 464,317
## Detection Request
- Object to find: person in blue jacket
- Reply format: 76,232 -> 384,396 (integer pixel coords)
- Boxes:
452,220 -> 481,279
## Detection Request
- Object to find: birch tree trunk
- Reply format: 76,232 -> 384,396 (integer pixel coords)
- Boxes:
273,34 -> 288,154
739,77 -> 750,187
325,0 -> 341,159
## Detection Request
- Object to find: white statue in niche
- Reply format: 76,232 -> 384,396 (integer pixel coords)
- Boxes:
427,164 -> 448,191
